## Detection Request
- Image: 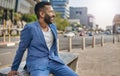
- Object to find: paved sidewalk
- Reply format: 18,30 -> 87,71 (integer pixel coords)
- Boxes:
68,43 -> 120,76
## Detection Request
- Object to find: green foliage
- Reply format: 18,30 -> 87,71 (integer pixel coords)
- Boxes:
14,13 -> 22,21
54,12 -> 70,31
22,14 -> 37,23
14,13 -> 22,24
0,10 -> 3,19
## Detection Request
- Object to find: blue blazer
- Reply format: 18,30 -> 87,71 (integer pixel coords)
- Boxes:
11,21 -> 64,72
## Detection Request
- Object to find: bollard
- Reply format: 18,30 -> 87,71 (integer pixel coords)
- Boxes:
118,35 -> 120,42
68,37 -> 72,52
57,39 -> 60,52
113,35 -> 115,44
3,19 -> 6,42
8,20 -> 11,42
101,36 -> 104,47
92,36 -> 95,48
82,37 -> 85,50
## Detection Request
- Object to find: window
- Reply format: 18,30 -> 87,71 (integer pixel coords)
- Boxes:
76,11 -> 82,15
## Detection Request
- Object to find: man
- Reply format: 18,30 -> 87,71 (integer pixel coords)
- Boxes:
7,1 -> 78,76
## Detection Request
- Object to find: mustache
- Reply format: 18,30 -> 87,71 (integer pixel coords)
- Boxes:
51,15 -> 56,18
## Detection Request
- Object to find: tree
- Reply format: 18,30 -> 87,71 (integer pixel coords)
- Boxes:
14,13 -> 22,24
54,12 -> 70,31
21,14 -> 37,23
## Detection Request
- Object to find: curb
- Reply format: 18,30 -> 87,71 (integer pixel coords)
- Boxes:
0,41 -> 19,47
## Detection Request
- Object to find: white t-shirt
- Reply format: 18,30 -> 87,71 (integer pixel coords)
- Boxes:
42,27 -> 53,50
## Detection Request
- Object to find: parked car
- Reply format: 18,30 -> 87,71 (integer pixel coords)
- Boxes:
104,31 -> 111,35
63,32 -> 75,37
89,32 -> 94,36
79,32 -> 84,36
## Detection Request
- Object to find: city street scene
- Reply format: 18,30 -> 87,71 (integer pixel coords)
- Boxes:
0,0 -> 120,76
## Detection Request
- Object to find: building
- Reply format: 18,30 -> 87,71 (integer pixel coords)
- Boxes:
50,0 -> 69,19
106,25 -> 113,34
70,7 -> 88,27
33,0 -> 69,19
15,0 -> 31,14
113,14 -> 120,34
87,14 -> 96,30
0,0 -> 15,10
0,0 -> 16,22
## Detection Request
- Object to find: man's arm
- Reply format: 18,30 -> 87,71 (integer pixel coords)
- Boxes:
7,25 -> 32,76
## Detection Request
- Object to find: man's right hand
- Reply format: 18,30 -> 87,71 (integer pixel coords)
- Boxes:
7,71 -> 19,76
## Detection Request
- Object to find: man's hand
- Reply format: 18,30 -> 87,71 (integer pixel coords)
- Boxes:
7,71 -> 19,76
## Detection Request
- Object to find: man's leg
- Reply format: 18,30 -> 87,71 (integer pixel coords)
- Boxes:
30,69 -> 50,76
52,65 -> 78,76
49,61 -> 78,76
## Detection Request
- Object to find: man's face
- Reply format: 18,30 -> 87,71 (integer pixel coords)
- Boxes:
44,5 -> 55,24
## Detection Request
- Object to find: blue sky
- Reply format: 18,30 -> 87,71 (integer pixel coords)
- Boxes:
69,0 -> 120,29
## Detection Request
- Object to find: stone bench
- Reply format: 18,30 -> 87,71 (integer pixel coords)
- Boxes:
0,52 -> 78,76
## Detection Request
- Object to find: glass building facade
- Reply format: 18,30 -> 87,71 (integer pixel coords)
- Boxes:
0,0 -> 16,22
50,0 -> 69,19
0,0 -> 16,10
39,0 -> 69,19
15,0 -> 31,14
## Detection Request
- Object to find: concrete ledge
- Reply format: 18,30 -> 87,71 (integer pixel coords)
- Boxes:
0,52 -> 78,76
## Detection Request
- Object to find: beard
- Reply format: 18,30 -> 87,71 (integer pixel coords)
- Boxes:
44,13 -> 55,24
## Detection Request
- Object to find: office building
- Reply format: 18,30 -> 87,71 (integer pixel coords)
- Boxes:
15,0 -> 31,14
0,0 -> 16,21
50,0 -> 69,19
70,7 -> 88,27
88,14 -> 96,29
33,0 -> 69,19
0,0 -> 15,10
113,14 -> 120,34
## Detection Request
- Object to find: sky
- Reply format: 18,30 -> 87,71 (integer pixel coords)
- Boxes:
69,0 -> 120,29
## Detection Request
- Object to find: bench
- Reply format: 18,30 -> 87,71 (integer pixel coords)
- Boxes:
0,52 -> 78,76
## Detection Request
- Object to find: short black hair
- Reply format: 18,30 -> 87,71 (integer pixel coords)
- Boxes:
34,1 -> 51,19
